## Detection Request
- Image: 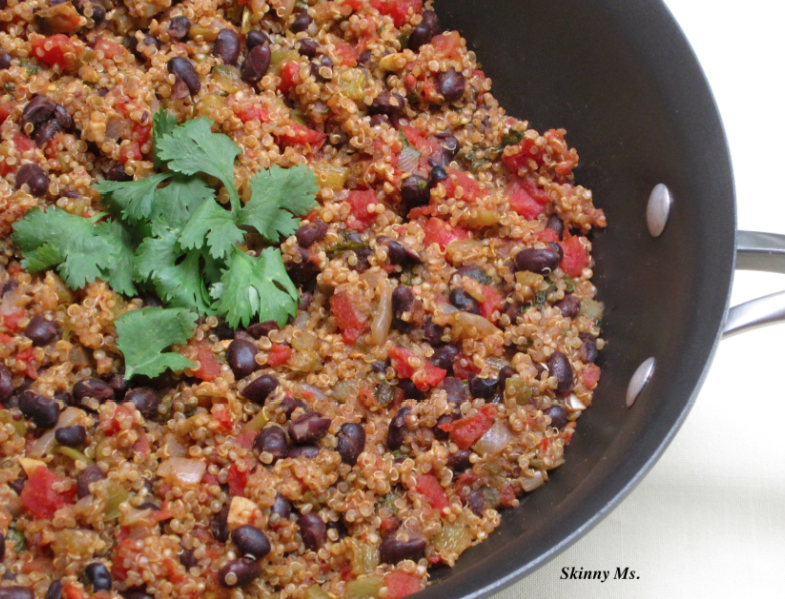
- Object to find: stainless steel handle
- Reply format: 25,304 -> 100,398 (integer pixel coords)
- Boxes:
723,231 -> 785,337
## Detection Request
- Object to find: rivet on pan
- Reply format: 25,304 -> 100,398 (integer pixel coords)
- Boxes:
646,184 -> 672,237
626,357 -> 655,408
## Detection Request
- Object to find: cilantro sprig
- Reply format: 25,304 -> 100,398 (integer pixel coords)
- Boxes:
12,112 -> 319,378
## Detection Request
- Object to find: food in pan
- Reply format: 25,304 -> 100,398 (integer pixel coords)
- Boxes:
0,0 -> 606,597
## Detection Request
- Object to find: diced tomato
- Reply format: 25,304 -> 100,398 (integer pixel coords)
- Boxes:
332,40 -> 357,66
118,142 -> 141,164
535,228 -> 560,243
193,342 -> 221,381
111,536 -> 138,581
559,235 -> 589,277
30,35 -> 83,70
347,189 -> 380,231
0,102 -> 12,125
452,354 -> 478,380
236,430 -> 256,450
20,466 -> 75,520
16,347 -> 34,364
499,483 -> 516,507
415,474 -> 450,513
388,345 -> 416,380
442,168 -> 483,202
233,103 -> 270,123
213,406 -> 234,433
385,572 -> 423,599
340,0 -> 364,10
430,31 -> 461,60
94,37 -> 124,59
226,462 -> 249,497
422,217 -> 469,251
507,175 -> 549,219
402,126 -> 441,157
413,363 -> 447,391
2,307 -> 25,334
14,133 -> 36,154
581,363 -> 601,389
276,124 -> 326,150
438,404 -> 496,450
369,0 -> 422,27
133,431 -> 150,456
479,285 -> 503,321
61,583 -> 87,599
330,291 -> 369,344
100,403 -> 136,436
503,137 -> 544,175
278,61 -> 301,95
268,344 -> 292,367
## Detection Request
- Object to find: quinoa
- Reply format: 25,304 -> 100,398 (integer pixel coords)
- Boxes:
0,1 -> 606,599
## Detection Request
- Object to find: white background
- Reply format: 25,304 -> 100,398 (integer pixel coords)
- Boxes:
494,1 -> 785,598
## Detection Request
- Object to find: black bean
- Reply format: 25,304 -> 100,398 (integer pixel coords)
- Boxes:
22,94 -> 56,127
83,1 -> 105,24
0,364 -> 14,404
246,321 -> 278,339
289,411 -> 331,444
218,557 -> 260,588
2,280 -> 18,296
54,104 -> 73,130
397,378 -> 426,401
291,11 -> 312,33
242,374 -> 279,405
124,387 -> 160,419
106,374 -> 129,400
429,344 -> 459,372
468,375 -> 498,399
298,513 -> 326,550
310,54 -> 333,80
210,505 -> 230,542
357,49 -> 372,66
8,477 -> 25,495
227,339 -> 259,379
555,294 -> 580,318
371,361 -> 387,373
31,119 -> 60,147
288,444 -> 319,458
351,247 -> 372,273
15,163 -> 48,197
409,10 -> 441,51
0,587 -> 34,599
77,464 -> 105,499
579,334 -> 598,363
456,265 -> 489,284
179,548 -> 197,569
428,164 -> 448,189
423,317 -> 444,346
0,52 -> 11,70
0,532 -> 4,561
546,214 -> 564,240
84,563 -> 111,592
296,220 -> 328,247
436,68 -> 465,103
336,422 -> 365,466
168,16 -> 191,41
231,525 -> 271,559
514,247 -> 560,274
401,174 -> 430,208
467,489 -> 486,516
498,366 -> 515,394
241,43 -> 271,84
549,241 -> 564,263
546,351 -> 573,397
44,580 -> 62,599
122,589 -> 153,599
254,426 -> 288,461
369,91 -> 405,119
167,57 -> 201,96
544,405 -> 568,430
18,391 -> 59,429
214,29 -> 241,65
130,369 -> 174,391
449,288 -> 480,314
130,34 -> 160,61
246,30 -> 269,50
272,493 -> 291,519
370,114 -> 390,128
502,299 -> 522,321
434,132 -> 459,160
279,394 -> 307,419
441,377 -> 467,405
384,239 -> 420,265
386,407 -> 410,450
73,378 -> 114,403
392,285 -> 414,321
106,163 -> 131,181
55,425 -> 86,447
447,449 -> 472,472
379,536 -> 426,564
297,38 -> 319,58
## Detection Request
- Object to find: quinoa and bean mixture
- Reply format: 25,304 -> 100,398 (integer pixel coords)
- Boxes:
0,0 -> 607,598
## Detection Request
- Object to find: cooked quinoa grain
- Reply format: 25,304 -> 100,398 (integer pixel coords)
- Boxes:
0,1 -> 606,598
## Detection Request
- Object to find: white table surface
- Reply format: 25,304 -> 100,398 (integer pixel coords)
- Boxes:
493,1 -> 785,597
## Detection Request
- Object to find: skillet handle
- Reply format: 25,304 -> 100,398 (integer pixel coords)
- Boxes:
723,231 -> 785,337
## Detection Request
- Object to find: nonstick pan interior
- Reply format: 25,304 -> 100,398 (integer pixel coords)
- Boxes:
416,1 -> 736,597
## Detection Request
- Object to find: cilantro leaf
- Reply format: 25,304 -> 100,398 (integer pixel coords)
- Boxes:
153,110 -> 178,168
178,200 -> 244,259
95,173 -> 171,222
134,224 -> 213,314
237,165 -> 318,242
115,307 -> 197,379
155,118 -> 242,211
152,175 -> 214,230
12,207 -> 123,291
96,220 -> 137,296
211,247 -> 298,328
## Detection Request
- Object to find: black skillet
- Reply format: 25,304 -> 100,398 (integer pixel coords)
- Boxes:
414,0 -> 785,597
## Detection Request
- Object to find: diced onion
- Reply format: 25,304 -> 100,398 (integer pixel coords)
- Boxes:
29,407 -> 84,458
370,279 -> 393,346
295,383 -> 327,402
398,147 -> 421,174
564,394 -> 587,411
157,457 -> 205,485
521,470 -> 545,492
474,420 -> 513,457
451,312 -> 500,338
228,496 -> 258,530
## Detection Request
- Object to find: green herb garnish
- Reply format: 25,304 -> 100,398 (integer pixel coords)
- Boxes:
501,129 -> 525,148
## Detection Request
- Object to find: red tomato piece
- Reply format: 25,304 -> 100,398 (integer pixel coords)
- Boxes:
133,431 -> 150,456
581,363 -> 601,389
94,37 -> 124,59
330,291 -> 369,344
479,285 -> 503,321
452,354 -> 479,380
535,228 -> 560,243
278,61 -> 300,95
507,175 -> 549,219
30,35 -> 83,70
332,40 -> 357,66
0,102 -> 12,125
213,406 -> 234,433
415,474 -> 450,513
502,138 -> 544,175
236,430 -> 256,450
422,217 -> 469,251
193,342 -> 221,381
388,345 -> 416,380
268,344 -> 292,367
61,583 -> 87,599
118,142 -> 141,164
226,462 -> 249,497
413,363 -> 447,391
439,404 -> 496,450
430,31 -> 461,60
340,0 -> 364,10
20,466 -> 75,520
14,133 -> 37,155
442,168 -> 483,202
369,0 -> 423,27
560,235 -> 589,277
276,123 -> 326,150
2,307 -> 25,334
233,103 -> 270,123
347,189 -> 379,230
385,572 -> 423,599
